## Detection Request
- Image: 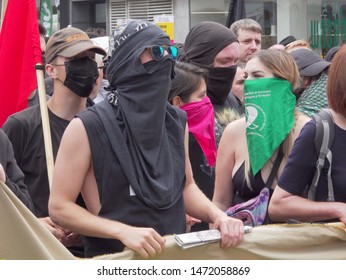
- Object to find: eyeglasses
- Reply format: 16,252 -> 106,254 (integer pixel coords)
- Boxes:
148,45 -> 178,61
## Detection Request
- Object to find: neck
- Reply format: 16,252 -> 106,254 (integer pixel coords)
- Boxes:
47,86 -> 87,121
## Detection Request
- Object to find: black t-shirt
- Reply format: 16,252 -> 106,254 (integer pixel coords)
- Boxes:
189,133 -> 215,231
278,119 -> 346,202
2,105 -> 69,217
0,129 -> 34,212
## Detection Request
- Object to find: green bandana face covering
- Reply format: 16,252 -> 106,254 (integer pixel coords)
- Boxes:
244,78 -> 296,176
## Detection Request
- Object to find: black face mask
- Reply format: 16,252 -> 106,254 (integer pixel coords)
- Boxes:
206,65 -> 237,105
64,56 -> 99,98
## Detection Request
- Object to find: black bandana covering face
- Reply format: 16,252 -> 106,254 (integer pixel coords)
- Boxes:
206,65 -> 237,104
179,21 -> 238,105
64,56 -> 99,98
105,21 -> 185,210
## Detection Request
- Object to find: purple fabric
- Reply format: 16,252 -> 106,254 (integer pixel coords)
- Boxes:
226,187 -> 269,226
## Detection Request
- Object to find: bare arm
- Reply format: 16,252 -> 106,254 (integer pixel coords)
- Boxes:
182,124 -> 244,248
48,118 -> 165,258
213,119 -> 244,211
269,186 -> 346,223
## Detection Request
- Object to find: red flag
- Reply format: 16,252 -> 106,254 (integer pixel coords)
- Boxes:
0,0 -> 43,126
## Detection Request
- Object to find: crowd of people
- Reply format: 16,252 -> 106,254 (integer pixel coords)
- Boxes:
1,17 -> 346,259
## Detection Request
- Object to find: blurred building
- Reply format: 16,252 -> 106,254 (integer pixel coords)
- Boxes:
1,0 -> 345,55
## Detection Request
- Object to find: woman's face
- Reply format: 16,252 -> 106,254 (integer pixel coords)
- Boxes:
187,78 -> 207,103
244,57 -> 274,80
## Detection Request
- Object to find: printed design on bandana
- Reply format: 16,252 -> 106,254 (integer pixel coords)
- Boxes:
109,21 -> 149,55
244,78 -> 296,176
245,103 -> 266,134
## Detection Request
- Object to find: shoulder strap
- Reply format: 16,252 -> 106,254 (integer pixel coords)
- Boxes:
265,144 -> 284,189
308,108 -> 335,202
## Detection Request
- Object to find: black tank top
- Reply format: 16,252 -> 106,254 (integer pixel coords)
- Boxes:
232,161 -> 266,204
78,105 -> 186,257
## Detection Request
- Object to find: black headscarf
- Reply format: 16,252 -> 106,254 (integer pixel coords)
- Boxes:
105,21 -> 185,210
180,21 -> 238,105
180,21 -> 238,67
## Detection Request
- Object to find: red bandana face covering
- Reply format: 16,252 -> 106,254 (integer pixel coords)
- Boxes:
180,96 -> 217,167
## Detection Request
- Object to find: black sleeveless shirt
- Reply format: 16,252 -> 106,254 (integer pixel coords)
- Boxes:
78,105 -> 186,257
232,162 -> 266,205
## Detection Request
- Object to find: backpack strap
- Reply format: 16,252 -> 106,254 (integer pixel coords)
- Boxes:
308,109 -> 335,202
265,144 -> 284,190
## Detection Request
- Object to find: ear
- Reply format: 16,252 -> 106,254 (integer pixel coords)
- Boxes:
45,64 -> 58,79
172,96 -> 183,106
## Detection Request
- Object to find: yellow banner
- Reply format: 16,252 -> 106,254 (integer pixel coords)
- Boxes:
1,181 -> 346,260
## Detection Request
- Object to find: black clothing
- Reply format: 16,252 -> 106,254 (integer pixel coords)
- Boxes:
78,102 -> 186,257
2,105 -> 69,217
0,129 -> 34,212
279,120 -> 346,202
189,133 -> 215,231
179,21 -> 238,107
180,21 -> 238,68
226,93 -> 244,116
106,21 -> 185,210
232,162 -> 265,204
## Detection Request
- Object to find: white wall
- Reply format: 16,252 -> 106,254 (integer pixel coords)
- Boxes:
173,0 -> 190,43
277,0 -> 308,42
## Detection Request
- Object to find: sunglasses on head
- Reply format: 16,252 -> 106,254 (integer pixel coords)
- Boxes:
148,45 -> 178,61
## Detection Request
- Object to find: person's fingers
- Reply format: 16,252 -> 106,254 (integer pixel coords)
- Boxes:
218,222 -> 229,248
219,220 -> 244,248
50,227 -> 66,240
137,247 -> 149,259
229,222 -> 243,247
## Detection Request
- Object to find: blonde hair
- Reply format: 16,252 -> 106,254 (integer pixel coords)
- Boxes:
285,39 -> 311,53
215,107 -> 241,127
230,18 -> 262,36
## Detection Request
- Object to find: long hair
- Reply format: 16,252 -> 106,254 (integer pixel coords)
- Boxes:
244,50 -> 301,187
327,45 -> 346,117
253,50 -> 301,92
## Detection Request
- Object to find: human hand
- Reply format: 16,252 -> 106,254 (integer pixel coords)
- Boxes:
39,217 -> 71,242
211,213 -> 244,248
60,231 -> 83,248
119,226 -> 166,258
0,164 -> 5,182
338,203 -> 346,224
186,214 -> 201,232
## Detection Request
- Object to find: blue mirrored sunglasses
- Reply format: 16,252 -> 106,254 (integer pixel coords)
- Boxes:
148,45 -> 178,61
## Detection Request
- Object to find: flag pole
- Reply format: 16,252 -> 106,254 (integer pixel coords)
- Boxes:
0,0 -> 8,29
35,64 -> 54,189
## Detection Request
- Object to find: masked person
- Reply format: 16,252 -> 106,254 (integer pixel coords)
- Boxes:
2,27 -> 107,256
179,21 -> 242,147
48,20 -> 245,259
212,50 -> 310,223
269,45 -> 346,224
169,61 -> 216,232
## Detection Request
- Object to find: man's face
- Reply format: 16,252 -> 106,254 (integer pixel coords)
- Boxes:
237,29 -> 261,63
213,42 -> 240,67
231,67 -> 245,103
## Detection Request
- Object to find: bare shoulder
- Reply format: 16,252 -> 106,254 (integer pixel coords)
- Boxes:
63,118 -> 88,142
65,117 -> 85,134
60,117 -> 90,155
223,117 -> 246,139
